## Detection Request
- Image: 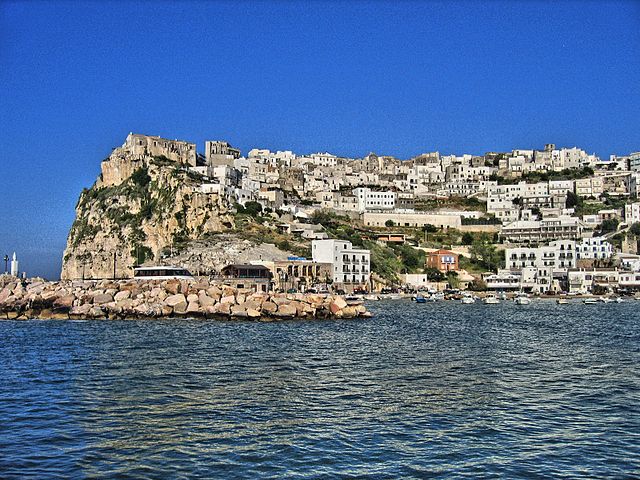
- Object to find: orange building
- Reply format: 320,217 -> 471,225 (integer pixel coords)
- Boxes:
426,249 -> 459,273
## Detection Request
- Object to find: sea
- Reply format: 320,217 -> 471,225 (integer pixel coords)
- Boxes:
0,299 -> 638,479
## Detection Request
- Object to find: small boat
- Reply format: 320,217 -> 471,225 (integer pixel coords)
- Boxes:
345,295 -> 364,306
614,297 -> 624,303
598,297 -> 613,304
364,294 -> 380,301
483,295 -> 500,304
514,293 -> 531,305
583,298 -> 598,305
461,296 -> 475,304
556,298 -> 569,305
387,294 -> 403,300
414,294 -> 427,304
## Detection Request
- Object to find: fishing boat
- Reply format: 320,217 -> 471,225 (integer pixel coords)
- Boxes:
345,295 -> 364,306
461,295 -> 475,304
556,298 -> 569,305
414,294 -> 427,304
386,294 -> 403,300
483,295 -> 500,304
598,297 -> 613,304
364,294 -> 380,301
583,298 -> 598,305
514,293 -> 531,305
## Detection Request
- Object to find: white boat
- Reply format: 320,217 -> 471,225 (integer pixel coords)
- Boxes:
387,294 -> 403,300
514,293 -> 531,305
133,266 -> 193,280
364,294 -> 380,301
556,298 -> 569,305
461,296 -> 475,304
483,295 -> 500,304
598,297 -> 613,304
614,297 -> 624,303
583,298 -> 598,305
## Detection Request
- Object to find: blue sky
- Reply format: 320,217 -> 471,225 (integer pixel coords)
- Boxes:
1,0 -> 639,279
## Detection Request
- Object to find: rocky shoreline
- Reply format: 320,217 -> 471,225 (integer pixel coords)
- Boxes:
0,276 -> 372,321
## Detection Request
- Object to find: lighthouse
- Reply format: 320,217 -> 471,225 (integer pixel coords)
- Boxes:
10,252 -> 18,277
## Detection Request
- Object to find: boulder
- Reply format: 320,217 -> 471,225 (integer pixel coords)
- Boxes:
216,302 -> 231,315
114,290 -> 131,302
187,293 -> 199,303
89,306 -> 105,318
186,301 -> 200,314
93,293 -> 113,305
70,304 -> 92,316
173,301 -> 188,314
275,303 -> 296,317
198,293 -> 215,308
231,304 -> 248,317
53,295 -> 75,309
341,306 -> 357,318
165,294 -> 187,307
261,301 -> 277,314
332,297 -> 348,309
207,286 -> 221,298
246,308 -> 261,318
165,279 -> 180,295
329,302 -> 343,315
220,295 -> 236,305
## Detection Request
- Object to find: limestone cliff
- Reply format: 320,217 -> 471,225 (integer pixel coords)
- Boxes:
61,150 -> 234,280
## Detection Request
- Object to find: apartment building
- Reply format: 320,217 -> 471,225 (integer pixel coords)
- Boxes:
500,216 -> 587,243
311,240 -> 371,292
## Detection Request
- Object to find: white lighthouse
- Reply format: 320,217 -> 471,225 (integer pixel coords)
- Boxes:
10,252 -> 18,277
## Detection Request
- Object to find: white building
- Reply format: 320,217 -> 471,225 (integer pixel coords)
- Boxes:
353,188 -> 396,212
505,240 -> 576,292
625,202 -> 640,225
500,216 -> 587,243
311,239 -> 370,292
576,237 -> 613,260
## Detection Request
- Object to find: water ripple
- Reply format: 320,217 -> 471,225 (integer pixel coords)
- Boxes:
0,300 -> 639,478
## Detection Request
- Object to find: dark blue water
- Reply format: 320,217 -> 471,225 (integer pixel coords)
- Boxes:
1,300 -> 639,479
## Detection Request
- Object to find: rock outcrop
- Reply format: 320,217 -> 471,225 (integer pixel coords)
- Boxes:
61,141 -> 235,280
0,276 -> 372,320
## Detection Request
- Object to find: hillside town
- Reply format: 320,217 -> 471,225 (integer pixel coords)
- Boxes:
75,133 -> 640,296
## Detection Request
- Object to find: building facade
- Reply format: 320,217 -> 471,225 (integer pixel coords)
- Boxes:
311,239 -> 371,292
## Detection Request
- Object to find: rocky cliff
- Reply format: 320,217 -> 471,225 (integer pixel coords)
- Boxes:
61,150 -> 235,280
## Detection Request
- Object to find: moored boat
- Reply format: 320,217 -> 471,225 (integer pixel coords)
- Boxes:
514,293 -> 531,305
483,295 -> 500,304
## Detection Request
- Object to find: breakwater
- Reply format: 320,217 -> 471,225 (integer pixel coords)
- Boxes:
0,276 -> 371,320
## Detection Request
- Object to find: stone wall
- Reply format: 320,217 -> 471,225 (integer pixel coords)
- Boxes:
0,276 -> 371,320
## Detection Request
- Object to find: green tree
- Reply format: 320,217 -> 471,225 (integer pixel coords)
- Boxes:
447,271 -> 460,289
599,218 -> 619,234
469,235 -> 504,272
244,201 -> 263,216
630,222 -> 640,236
426,268 -> 445,282
461,232 -> 474,245
385,219 -> 395,227
566,191 -> 582,209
